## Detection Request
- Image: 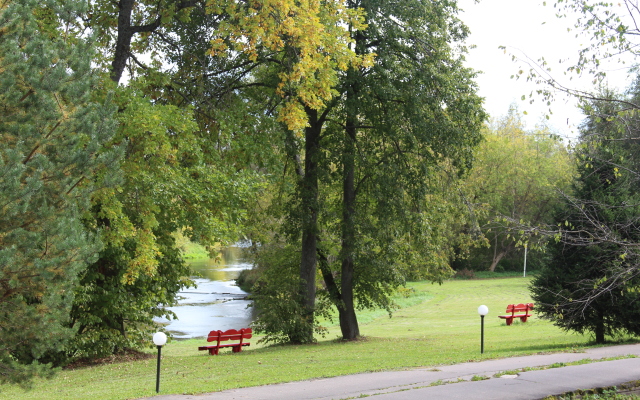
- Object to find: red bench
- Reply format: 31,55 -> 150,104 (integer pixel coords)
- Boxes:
498,303 -> 534,325
198,328 -> 252,355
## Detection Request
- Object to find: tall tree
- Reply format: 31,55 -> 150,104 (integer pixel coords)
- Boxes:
250,0 -> 486,342
531,84 -> 640,343
0,0 -> 120,384
322,0 -> 485,339
514,1 -> 640,312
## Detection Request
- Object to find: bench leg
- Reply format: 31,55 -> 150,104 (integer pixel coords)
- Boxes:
208,347 -> 220,355
505,317 -> 513,326
520,316 -> 528,323
232,345 -> 242,353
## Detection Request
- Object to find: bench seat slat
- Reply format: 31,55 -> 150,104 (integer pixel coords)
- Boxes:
198,343 -> 250,350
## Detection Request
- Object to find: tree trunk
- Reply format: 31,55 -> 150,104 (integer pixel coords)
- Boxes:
111,0 -> 198,83
112,0 -> 135,83
489,234 -> 513,272
595,314 -> 606,344
489,250 -> 507,272
298,108 -> 322,343
335,25 -> 365,340
339,95 -> 359,339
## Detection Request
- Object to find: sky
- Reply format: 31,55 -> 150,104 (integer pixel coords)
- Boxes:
458,0 -> 632,142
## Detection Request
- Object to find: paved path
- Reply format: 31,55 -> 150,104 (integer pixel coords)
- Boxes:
147,343 -> 640,400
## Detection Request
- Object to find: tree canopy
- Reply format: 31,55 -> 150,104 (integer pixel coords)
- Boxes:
246,0 -> 486,343
458,107 -> 574,272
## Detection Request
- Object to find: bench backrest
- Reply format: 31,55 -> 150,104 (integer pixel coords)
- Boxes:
207,328 -> 253,343
506,303 -> 534,313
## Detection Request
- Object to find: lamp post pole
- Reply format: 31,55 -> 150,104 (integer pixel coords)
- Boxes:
523,243 -> 528,277
477,305 -> 488,354
153,332 -> 167,393
481,315 -> 485,354
156,344 -> 162,392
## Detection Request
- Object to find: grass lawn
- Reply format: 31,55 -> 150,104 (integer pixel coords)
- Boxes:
3,276 -> 635,400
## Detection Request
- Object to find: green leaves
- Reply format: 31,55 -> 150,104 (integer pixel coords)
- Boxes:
459,106 -> 575,271
70,81 -> 265,357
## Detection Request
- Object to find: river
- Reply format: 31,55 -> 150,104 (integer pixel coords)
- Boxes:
155,246 -> 255,339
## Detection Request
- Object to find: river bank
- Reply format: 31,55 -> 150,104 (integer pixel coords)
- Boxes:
155,246 -> 254,339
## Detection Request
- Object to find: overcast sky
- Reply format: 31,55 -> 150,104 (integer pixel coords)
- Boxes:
458,0 -> 633,142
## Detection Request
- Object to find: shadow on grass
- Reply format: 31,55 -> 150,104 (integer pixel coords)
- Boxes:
494,338 -> 640,355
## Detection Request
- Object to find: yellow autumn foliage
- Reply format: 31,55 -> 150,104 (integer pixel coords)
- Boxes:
207,0 -> 374,132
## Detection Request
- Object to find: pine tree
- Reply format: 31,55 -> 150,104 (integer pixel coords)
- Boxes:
0,0 -> 119,385
530,86 -> 640,344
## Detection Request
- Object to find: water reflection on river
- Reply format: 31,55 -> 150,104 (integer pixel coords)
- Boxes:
155,247 -> 255,339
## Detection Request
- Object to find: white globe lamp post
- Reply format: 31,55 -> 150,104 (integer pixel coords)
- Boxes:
153,332 -> 167,393
477,305 -> 489,354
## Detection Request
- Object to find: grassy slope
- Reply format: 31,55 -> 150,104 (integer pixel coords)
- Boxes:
3,277 -> 631,400
173,231 -> 211,261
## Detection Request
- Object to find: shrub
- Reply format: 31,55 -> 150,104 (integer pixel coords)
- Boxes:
454,268 -> 476,279
248,243 -> 330,344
